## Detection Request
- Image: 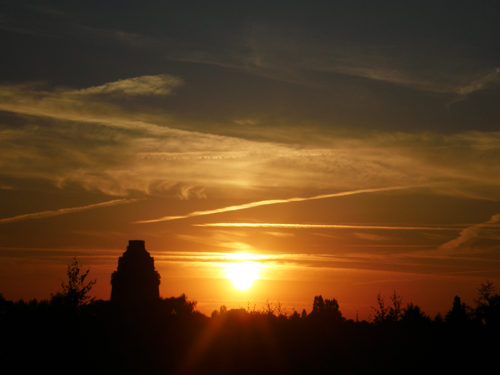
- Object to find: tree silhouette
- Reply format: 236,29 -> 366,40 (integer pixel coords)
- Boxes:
50,257 -> 96,313
312,295 -> 325,313
290,310 -> 300,321
220,305 -> 227,316
475,280 -> 500,329
161,294 -> 197,315
401,303 -> 430,327
372,291 -> 403,324
445,296 -> 472,325
387,291 -> 403,322
310,295 -> 344,323
475,279 -> 495,306
372,293 -> 387,323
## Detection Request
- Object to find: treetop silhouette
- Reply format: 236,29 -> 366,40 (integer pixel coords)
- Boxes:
50,257 -> 96,313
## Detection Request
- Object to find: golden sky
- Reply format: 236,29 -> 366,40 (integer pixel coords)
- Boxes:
1,1 -> 500,319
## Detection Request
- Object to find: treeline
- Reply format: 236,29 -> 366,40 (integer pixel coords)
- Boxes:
1,260 -> 499,375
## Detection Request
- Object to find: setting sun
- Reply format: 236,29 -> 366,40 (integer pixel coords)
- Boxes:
224,261 -> 262,290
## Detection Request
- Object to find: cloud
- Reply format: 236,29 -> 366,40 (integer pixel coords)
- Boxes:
193,223 -> 462,231
73,75 -> 183,96
456,68 -> 500,96
169,24 -> 500,98
1,79 -> 500,200
150,249 -> 499,279
177,186 -> 207,200
266,232 -> 295,238
76,21 -> 500,100
5,2 -> 499,102
0,75 -> 183,134
176,232 -> 257,253
234,119 -> 260,126
136,185 -> 416,223
0,199 -> 138,225
439,213 -> 500,250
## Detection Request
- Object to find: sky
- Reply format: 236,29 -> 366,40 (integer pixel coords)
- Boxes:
1,0 -> 500,319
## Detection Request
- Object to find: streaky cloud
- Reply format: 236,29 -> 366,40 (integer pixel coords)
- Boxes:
1,80 -> 500,200
135,185 -> 418,223
0,199 -> 138,224
193,223 -> 463,231
439,213 -> 500,250
73,75 -> 183,96
172,26 -> 500,98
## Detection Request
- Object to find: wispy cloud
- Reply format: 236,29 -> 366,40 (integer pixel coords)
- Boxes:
170,24 -> 500,99
265,232 -> 295,238
150,250 -> 498,279
0,199 -> 138,225
73,75 -> 183,96
455,68 -> 500,96
177,186 -> 207,200
193,223 -> 462,231
135,185 -> 415,223
440,213 -> 500,250
176,232 -> 257,253
1,79 -> 500,201
0,75 -> 183,135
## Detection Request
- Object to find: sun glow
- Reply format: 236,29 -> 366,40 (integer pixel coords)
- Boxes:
225,261 -> 262,290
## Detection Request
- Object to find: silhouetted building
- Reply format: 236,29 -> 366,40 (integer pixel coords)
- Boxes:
111,240 -> 160,306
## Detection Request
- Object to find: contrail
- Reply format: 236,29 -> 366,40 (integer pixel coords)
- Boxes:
136,185 -> 417,224
193,223 -> 463,230
0,199 -> 138,224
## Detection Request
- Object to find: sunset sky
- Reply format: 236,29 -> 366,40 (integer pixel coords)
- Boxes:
1,1 -> 500,319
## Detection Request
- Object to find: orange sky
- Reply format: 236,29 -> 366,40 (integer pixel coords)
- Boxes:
1,1 -> 500,320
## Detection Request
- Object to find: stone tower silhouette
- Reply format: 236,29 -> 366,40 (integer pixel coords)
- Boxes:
110,240 -> 160,306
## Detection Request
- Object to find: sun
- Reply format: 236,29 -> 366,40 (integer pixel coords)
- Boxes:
225,261 -> 262,290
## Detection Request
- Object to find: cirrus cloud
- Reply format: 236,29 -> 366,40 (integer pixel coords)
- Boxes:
73,75 -> 183,96
1,78 -> 500,201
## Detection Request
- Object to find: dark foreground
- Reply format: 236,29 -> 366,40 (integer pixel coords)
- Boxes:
1,296 -> 499,375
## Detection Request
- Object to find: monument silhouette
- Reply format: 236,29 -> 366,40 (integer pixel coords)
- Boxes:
110,240 -> 161,306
